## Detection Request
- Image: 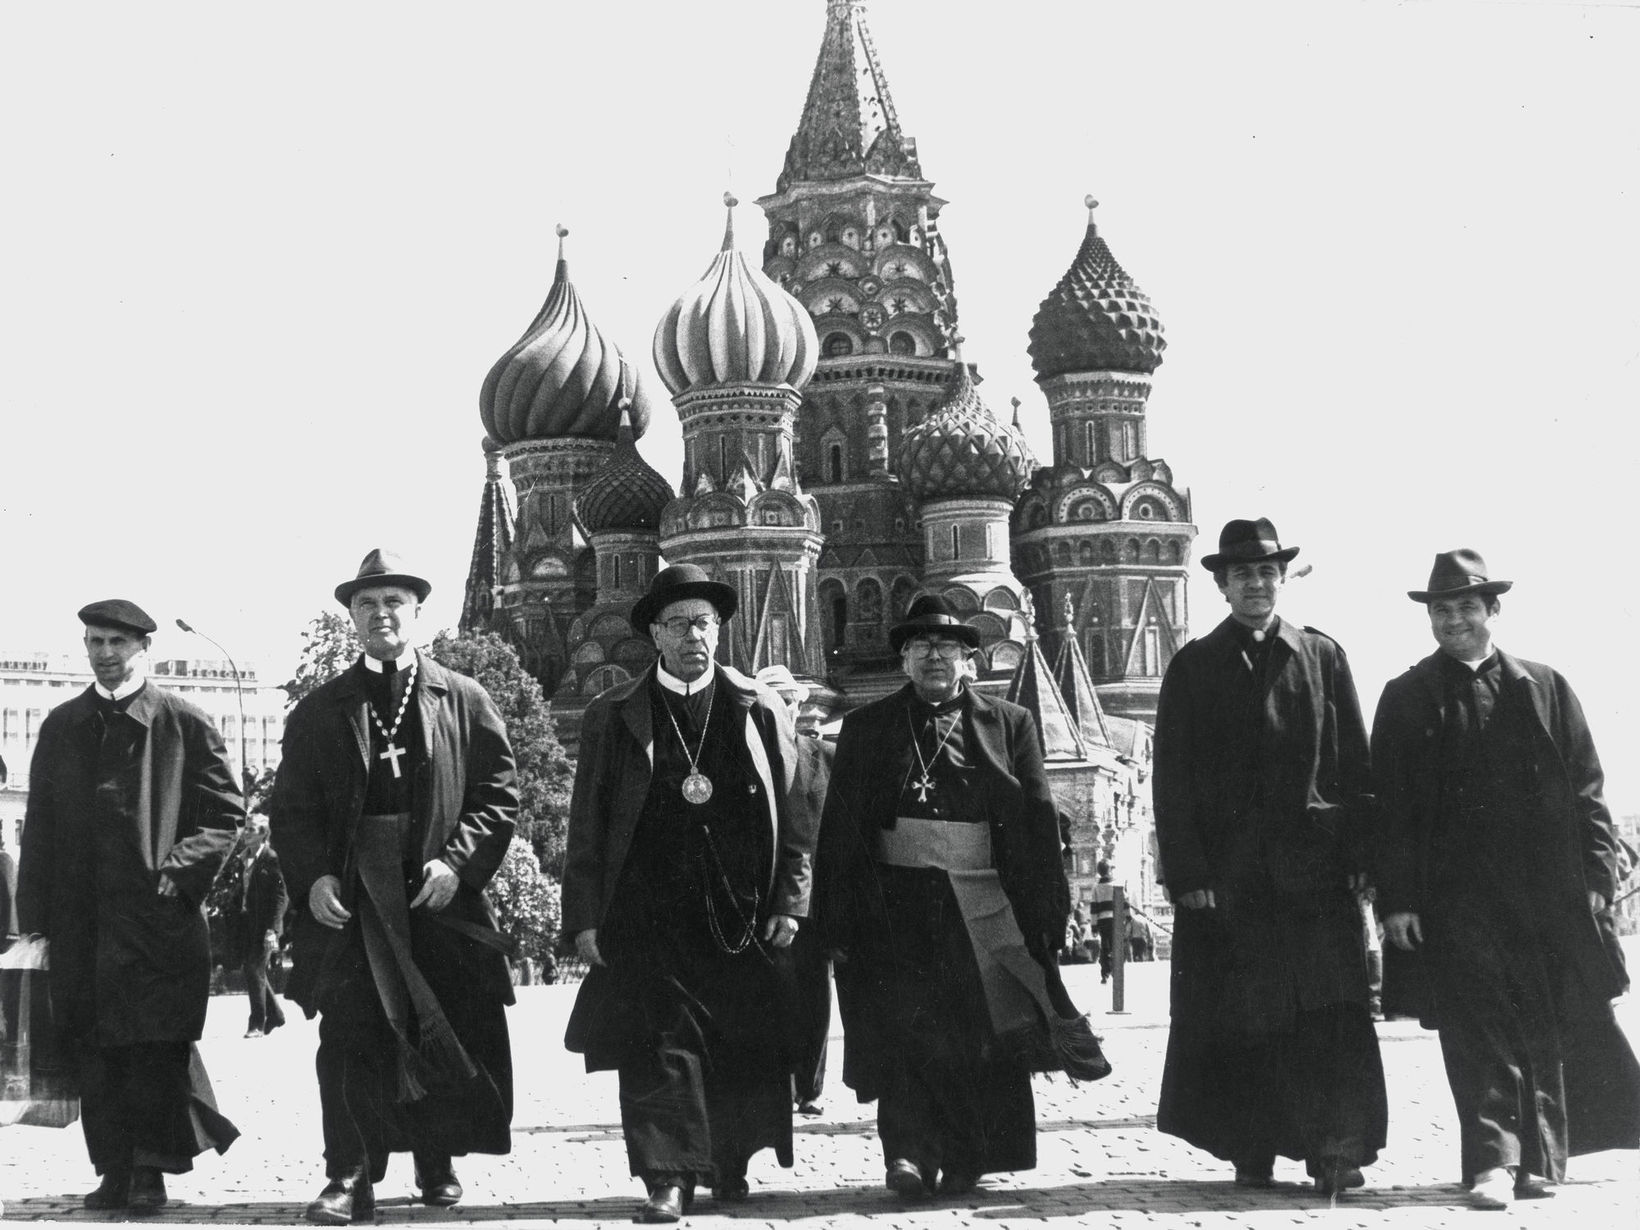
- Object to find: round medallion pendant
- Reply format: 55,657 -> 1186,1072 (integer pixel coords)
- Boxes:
682,772 -> 714,805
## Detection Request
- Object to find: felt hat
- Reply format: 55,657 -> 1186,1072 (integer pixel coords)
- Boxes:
77,599 -> 157,636
1407,549 -> 1513,603
631,563 -> 737,631
1199,517 -> 1301,572
889,594 -> 981,654
334,548 -> 432,606
754,664 -> 811,703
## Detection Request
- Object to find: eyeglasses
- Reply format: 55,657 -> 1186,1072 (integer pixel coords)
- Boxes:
658,614 -> 720,637
905,640 -> 967,661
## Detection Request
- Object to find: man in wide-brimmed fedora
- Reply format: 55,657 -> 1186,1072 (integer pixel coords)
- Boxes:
270,549 -> 519,1223
1371,550 -> 1640,1209
562,563 -> 809,1222
1153,518 -> 1386,1195
818,594 -> 1093,1201
18,599 -> 242,1212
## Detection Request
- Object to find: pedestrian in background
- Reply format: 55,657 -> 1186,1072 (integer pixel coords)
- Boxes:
17,599 -> 241,1212
1089,861 -> 1117,983
562,565 -> 808,1223
1153,519 -> 1386,1195
228,816 -> 287,1038
1372,550 -> 1640,1209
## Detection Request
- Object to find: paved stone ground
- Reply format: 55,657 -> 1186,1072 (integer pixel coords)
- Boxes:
4,955 -> 1636,1227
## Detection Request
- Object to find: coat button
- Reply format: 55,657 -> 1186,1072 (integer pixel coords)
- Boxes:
747,783 -> 758,795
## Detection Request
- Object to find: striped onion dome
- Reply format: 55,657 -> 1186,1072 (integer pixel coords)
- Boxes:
1028,197 -> 1166,380
575,404 -> 674,534
480,226 -> 653,445
898,350 -> 1033,501
652,194 -> 818,395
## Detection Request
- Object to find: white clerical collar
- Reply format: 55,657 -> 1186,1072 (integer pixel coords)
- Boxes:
1452,647 -> 1496,672
657,662 -> 714,696
95,675 -> 146,702
363,650 -> 415,673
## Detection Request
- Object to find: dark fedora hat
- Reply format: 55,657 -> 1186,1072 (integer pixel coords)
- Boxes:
334,548 -> 432,606
1407,549 -> 1513,603
889,594 -> 982,654
1199,517 -> 1301,572
631,563 -> 738,632
78,598 -> 157,637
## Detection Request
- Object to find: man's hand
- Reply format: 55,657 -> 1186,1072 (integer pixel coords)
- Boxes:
156,875 -> 180,899
309,875 -> 351,929
1384,911 -> 1422,950
576,929 -> 604,967
764,914 -> 799,949
263,930 -> 279,955
1590,890 -> 1608,914
1347,872 -> 1371,895
409,860 -> 458,912
1178,889 -> 1216,910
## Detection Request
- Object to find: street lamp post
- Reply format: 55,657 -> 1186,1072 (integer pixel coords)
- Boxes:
176,618 -> 250,794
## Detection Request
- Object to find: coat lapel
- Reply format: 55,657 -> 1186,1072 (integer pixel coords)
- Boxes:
618,669 -> 654,770
330,663 -> 371,769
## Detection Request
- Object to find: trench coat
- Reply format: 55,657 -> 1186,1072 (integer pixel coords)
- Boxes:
561,663 -> 806,1059
269,652 -> 519,1015
17,684 -> 242,1046
1371,648 -> 1629,1018
816,683 -> 1072,1100
1153,615 -> 1374,1030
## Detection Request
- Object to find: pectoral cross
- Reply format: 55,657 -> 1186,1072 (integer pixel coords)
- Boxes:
913,770 -> 936,803
378,741 -> 406,779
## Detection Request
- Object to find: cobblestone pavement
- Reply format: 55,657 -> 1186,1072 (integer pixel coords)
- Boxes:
4,957 -> 1636,1227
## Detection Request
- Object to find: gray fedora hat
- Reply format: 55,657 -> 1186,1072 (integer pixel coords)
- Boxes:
1407,549 -> 1513,603
335,548 -> 432,606
1199,517 -> 1300,572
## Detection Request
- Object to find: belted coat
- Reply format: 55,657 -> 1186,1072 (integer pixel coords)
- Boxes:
17,684 -> 242,1045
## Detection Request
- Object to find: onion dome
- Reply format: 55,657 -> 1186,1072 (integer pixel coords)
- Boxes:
1028,197 -> 1166,380
481,225 -> 654,446
653,194 -> 818,395
574,403 -> 674,534
898,347 -> 1034,502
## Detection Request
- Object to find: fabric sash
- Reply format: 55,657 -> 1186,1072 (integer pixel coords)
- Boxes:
877,816 -> 993,871
353,814 -> 477,1102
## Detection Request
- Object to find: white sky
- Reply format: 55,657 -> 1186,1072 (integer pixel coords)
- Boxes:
3,1 -> 1636,810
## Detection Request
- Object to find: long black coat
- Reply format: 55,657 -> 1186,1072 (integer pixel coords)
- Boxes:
1153,615 -> 1374,1031
269,653 -> 519,1015
222,846 -> 289,967
1371,649 -> 1628,1020
18,684 -> 242,1045
817,683 -> 1071,1098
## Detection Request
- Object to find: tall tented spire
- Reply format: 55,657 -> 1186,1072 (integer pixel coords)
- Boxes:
1006,615 -> 1087,762
1053,596 -> 1113,749
777,0 -> 921,193
460,440 -> 517,633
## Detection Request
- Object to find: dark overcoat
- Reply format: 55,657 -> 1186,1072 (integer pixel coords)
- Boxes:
17,684 -> 242,1045
1371,649 -> 1629,1020
561,663 -> 805,1057
816,683 -> 1071,1098
1153,615 -> 1374,1031
269,652 -> 518,1015
223,846 -> 289,966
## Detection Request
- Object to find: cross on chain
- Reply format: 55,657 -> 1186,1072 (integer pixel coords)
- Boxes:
378,742 -> 407,779
913,770 -> 936,804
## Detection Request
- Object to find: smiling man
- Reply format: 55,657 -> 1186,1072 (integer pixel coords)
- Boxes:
562,563 -> 808,1222
1371,550 -> 1640,1209
270,549 -> 519,1224
18,599 -> 242,1213
1153,518 -> 1386,1195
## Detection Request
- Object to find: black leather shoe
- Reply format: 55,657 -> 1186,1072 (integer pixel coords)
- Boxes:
885,1158 -> 932,1200
711,1171 -> 749,1201
127,1167 -> 168,1214
638,1183 -> 687,1222
938,1169 -> 979,1196
305,1169 -> 375,1225
413,1155 -> 462,1207
1314,1157 -> 1364,1196
83,1171 -> 131,1210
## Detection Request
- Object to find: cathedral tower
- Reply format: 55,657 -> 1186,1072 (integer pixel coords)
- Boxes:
653,196 -> 826,680
1012,199 -> 1196,723
758,0 -> 963,670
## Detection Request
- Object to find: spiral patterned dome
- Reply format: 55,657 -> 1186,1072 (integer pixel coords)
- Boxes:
898,354 -> 1034,502
653,195 -> 818,396
480,227 -> 654,446
575,404 -> 674,534
1028,198 -> 1166,380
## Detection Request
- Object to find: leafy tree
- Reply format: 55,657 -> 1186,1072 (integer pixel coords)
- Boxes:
486,841 -> 562,968
281,610 -> 360,710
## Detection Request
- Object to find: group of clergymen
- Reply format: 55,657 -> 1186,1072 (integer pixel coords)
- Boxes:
13,520 -> 1640,1222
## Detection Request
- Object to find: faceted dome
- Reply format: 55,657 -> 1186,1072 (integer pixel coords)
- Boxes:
898,356 -> 1033,502
481,227 -> 654,446
1028,198 -> 1166,380
575,405 -> 674,534
653,195 -> 818,396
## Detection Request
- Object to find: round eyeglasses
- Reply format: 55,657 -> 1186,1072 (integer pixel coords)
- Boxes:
659,614 -> 720,637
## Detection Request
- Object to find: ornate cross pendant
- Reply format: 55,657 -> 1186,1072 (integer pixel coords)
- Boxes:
913,771 -> 936,803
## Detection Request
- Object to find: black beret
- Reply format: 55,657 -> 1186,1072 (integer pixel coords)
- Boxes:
77,599 -> 157,636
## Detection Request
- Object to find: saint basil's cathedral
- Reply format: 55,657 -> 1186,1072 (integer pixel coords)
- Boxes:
461,0 -> 1196,909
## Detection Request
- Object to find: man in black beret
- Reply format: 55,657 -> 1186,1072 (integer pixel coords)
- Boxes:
18,599 -> 242,1212
270,549 -> 520,1224
1153,518 -> 1386,1195
1372,550 -> 1640,1208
